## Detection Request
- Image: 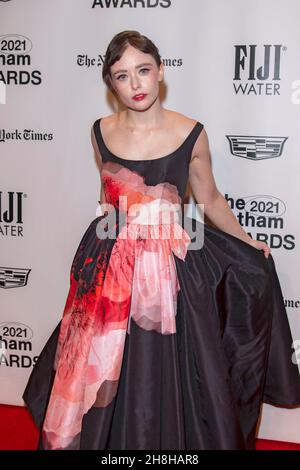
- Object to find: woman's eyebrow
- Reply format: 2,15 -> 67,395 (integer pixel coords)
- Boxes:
113,62 -> 153,76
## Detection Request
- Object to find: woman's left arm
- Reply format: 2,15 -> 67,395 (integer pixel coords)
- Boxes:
188,127 -> 271,258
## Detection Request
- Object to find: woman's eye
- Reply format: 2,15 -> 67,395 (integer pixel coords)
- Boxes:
116,68 -> 150,81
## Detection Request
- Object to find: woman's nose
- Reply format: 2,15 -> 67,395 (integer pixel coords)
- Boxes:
130,74 -> 141,89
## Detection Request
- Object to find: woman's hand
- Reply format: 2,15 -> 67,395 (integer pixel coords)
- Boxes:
248,239 -> 271,259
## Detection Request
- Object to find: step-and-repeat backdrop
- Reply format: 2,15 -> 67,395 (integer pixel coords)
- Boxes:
1,0 -> 299,443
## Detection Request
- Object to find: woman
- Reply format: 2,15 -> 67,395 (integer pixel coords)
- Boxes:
23,30 -> 300,450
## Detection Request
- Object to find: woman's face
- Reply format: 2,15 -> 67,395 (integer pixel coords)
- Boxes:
109,45 -> 163,109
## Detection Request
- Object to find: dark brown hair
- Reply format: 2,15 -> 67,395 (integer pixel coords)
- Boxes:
102,30 -> 162,94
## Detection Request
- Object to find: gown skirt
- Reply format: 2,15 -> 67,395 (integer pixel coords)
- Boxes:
22,119 -> 300,450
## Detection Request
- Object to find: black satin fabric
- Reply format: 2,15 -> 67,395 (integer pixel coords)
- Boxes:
22,119 -> 300,449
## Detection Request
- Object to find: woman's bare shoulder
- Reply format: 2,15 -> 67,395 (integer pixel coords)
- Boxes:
98,113 -> 119,130
165,109 -> 200,138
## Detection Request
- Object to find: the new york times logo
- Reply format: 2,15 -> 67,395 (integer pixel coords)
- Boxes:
233,44 -> 285,96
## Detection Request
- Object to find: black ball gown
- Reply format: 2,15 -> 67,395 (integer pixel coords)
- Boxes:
22,118 -> 300,450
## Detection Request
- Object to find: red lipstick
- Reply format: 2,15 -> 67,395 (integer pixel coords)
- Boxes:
132,94 -> 147,101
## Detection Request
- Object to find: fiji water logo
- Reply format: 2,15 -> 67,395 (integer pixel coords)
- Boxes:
226,135 -> 288,160
0,191 -> 26,237
233,44 -> 285,95
0,191 -> 25,223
